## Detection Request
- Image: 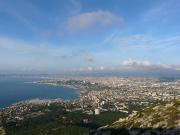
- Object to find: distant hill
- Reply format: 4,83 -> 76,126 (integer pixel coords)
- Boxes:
95,100 -> 180,135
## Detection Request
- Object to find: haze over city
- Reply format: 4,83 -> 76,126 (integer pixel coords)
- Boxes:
0,0 -> 180,74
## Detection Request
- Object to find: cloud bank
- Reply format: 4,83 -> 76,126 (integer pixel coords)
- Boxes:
121,58 -> 180,72
122,58 -> 152,67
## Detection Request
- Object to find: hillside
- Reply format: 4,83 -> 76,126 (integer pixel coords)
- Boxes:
0,127 -> 5,135
95,100 -> 180,135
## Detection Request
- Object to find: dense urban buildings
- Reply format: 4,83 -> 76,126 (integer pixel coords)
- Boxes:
1,77 -> 180,126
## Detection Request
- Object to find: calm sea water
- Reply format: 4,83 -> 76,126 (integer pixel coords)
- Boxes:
0,75 -> 80,108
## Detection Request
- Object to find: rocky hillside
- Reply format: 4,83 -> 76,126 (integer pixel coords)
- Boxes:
95,100 -> 180,135
0,127 -> 5,135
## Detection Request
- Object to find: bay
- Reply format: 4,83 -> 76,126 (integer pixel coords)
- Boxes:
0,75 -> 80,108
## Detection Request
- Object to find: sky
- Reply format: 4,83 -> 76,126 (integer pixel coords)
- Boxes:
0,0 -> 180,74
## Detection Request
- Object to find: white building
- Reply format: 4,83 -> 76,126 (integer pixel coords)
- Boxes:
94,108 -> 100,115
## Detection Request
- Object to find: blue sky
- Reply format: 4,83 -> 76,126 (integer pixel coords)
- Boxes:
0,0 -> 180,73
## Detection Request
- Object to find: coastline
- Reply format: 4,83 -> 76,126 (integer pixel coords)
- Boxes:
34,81 -> 87,93
0,81 -> 81,109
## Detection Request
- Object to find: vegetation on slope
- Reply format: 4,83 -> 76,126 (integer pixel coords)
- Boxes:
110,100 -> 180,129
95,100 -> 180,135
4,104 -> 128,135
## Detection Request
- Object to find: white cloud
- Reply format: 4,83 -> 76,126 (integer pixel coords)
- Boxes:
87,66 -> 93,71
121,58 -> 180,72
94,66 -> 105,71
66,10 -> 123,32
71,65 -> 105,72
99,66 -> 105,70
122,58 -> 152,67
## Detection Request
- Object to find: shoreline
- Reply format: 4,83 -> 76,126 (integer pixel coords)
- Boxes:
0,96 -> 79,109
34,81 -> 87,93
0,82 -> 82,109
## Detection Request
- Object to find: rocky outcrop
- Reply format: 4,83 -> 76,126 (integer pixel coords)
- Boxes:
95,100 -> 180,135
0,127 -> 5,135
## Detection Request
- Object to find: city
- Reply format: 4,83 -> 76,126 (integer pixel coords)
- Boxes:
0,77 -> 179,134
1,0 -> 180,134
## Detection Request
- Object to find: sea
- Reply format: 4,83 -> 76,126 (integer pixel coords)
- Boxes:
0,75 -> 80,108
0,74 -> 179,108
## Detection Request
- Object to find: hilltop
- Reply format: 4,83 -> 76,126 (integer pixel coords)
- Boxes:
95,100 -> 180,135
